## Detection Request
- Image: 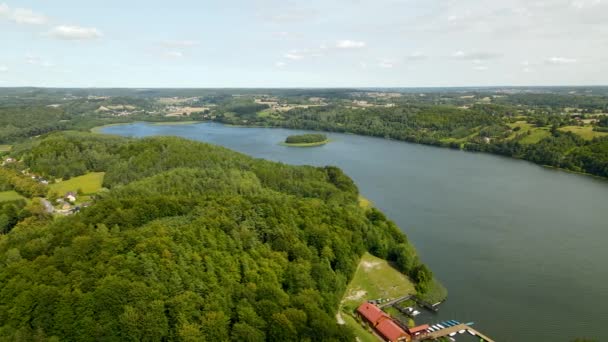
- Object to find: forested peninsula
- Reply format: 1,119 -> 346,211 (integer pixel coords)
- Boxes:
0,132 -> 434,341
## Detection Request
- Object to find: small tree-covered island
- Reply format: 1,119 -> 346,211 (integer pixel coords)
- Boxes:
283,133 -> 329,147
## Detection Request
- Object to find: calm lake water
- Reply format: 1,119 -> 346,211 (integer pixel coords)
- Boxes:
103,122 -> 608,341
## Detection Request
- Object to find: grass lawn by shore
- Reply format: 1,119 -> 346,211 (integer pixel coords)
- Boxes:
0,191 -> 25,202
341,252 -> 416,312
0,145 -> 12,153
339,252 -> 416,341
559,125 -> 608,140
50,172 -> 105,195
341,314 -> 378,342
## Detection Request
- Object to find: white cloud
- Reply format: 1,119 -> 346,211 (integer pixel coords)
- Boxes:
25,54 -> 41,65
452,50 -> 501,60
163,51 -> 184,58
378,59 -> 394,68
12,8 -> 47,25
161,40 -> 199,48
264,8 -> 318,23
473,65 -> 489,71
48,25 -> 102,40
336,40 -> 366,49
359,61 -> 368,69
0,65 -> 7,72
546,56 -> 577,65
405,52 -> 427,61
571,0 -> 601,9
275,61 -> 286,68
0,4 -> 47,25
25,54 -> 54,67
284,52 -> 304,60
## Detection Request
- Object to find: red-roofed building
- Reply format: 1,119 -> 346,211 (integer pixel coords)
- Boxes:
357,302 -> 388,326
356,302 -> 411,342
407,324 -> 430,337
376,318 -> 410,342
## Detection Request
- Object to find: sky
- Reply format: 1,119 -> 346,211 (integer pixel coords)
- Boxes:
0,0 -> 607,87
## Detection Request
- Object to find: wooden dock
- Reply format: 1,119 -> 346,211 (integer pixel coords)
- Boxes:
421,324 -> 495,342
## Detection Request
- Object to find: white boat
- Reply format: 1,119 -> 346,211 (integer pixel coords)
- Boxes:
412,310 -> 420,316
449,332 -> 457,336
467,330 -> 476,336
437,324 -> 445,329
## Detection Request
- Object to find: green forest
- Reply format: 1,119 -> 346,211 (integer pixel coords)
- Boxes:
0,132 -> 433,341
217,103 -> 608,178
1,88 -> 607,179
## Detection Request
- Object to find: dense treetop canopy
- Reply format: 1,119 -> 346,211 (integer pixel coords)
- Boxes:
0,133 -> 431,341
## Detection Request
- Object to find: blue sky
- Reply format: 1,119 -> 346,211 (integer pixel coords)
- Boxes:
0,0 -> 606,87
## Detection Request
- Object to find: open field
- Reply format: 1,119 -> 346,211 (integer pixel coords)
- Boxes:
256,110 -> 283,119
341,252 -> 416,311
559,125 -> 608,140
50,172 -> 105,195
165,106 -> 208,117
507,121 -> 551,144
0,191 -> 25,202
519,128 -> 551,144
0,145 -> 12,153
341,313 -> 378,342
339,252 -> 416,341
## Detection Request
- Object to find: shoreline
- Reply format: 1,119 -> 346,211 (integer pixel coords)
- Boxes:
90,120 -> 204,133
91,120 -> 607,181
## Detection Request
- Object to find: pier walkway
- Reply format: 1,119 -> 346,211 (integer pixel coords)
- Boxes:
422,324 -> 495,342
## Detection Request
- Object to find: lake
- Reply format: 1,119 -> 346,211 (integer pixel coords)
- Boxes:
102,122 -> 608,341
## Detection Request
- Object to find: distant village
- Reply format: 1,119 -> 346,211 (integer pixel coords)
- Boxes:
2,156 -> 93,216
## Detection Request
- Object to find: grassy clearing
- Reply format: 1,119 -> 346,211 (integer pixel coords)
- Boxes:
0,145 -> 12,153
358,195 -> 373,209
559,125 -> 608,140
341,252 -> 416,312
339,252 -> 416,341
257,111 -> 283,120
341,313 -> 378,342
519,128 -> 551,144
256,110 -> 272,118
507,121 -> 552,144
50,172 -> 105,195
0,191 -> 25,202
